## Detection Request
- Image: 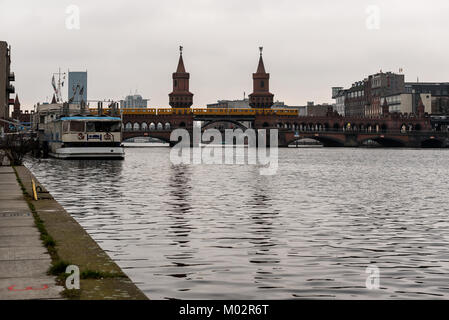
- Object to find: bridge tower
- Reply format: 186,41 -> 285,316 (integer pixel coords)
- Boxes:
249,47 -> 274,108
169,46 -> 193,108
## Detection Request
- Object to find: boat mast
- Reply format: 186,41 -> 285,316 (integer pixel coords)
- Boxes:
52,68 -> 66,103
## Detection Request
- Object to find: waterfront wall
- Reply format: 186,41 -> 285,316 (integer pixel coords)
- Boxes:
14,165 -> 148,300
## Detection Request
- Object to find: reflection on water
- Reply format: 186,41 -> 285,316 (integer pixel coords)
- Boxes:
25,148 -> 449,299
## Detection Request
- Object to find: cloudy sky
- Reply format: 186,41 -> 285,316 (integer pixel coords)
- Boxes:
1,0 -> 449,110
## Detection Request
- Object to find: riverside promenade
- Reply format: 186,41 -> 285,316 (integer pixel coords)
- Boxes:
0,166 -> 62,299
0,164 -> 148,300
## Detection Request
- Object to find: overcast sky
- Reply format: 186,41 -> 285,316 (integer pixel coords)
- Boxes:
1,0 -> 449,110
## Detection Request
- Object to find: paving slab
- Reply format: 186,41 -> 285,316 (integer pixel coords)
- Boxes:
0,259 -> 53,279
0,235 -> 44,248
0,218 -> 34,227
0,226 -> 40,237
0,247 -> 49,261
0,200 -> 29,211
0,167 -> 14,173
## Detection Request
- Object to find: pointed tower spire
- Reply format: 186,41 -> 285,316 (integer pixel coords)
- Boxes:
417,95 -> 425,117
169,46 -> 193,108
382,97 -> 389,115
176,46 -> 186,73
249,47 -> 274,108
12,94 -> 21,119
256,47 -> 266,74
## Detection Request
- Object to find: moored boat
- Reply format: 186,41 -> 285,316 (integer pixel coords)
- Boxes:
33,102 -> 125,159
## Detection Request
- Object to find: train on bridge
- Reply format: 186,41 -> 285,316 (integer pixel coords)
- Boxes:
90,108 -> 299,117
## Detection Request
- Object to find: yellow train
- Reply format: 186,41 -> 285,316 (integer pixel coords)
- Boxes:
90,108 -> 298,116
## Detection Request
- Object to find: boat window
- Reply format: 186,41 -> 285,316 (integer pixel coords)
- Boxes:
86,122 -> 96,132
70,121 -> 84,132
86,121 -> 121,132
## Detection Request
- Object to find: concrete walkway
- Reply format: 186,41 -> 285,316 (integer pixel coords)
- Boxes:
0,166 -> 63,299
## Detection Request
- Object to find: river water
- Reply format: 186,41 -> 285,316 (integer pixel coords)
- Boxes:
24,147 -> 449,299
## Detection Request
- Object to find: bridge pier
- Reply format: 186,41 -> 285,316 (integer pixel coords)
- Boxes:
343,134 -> 359,148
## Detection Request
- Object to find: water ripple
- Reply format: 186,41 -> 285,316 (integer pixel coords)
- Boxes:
24,148 -> 449,299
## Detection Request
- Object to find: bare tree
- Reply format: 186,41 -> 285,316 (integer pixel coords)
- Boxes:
0,134 -> 34,165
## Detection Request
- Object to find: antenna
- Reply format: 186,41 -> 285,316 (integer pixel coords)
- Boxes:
179,45 -> 183,55
259,46 -> 263,56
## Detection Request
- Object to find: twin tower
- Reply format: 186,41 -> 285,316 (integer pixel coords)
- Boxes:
169,47 -> 274,109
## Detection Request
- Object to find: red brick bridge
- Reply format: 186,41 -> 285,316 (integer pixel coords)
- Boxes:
120,108 -> 447,148
114,47 -> 447,148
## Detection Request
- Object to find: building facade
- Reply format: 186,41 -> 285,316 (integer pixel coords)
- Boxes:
405,82 -> 449,115
333,71 -> 406,117
368,72 -> 405,116
345,80 -> 369,117
0,41 -> 15,120
332,87 -> 346,116
207,99 -> 250,109
381,93 -> 432,115
68,71 -> 87,104
306,102 -> 332,117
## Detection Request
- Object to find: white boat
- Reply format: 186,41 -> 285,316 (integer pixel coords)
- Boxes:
33,103 -> 125,159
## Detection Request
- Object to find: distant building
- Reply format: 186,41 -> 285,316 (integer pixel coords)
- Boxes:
11,95 -> 32,127
272,102 -> 306,116
333,71 -> 405,117
0,41 -> 15,120
68,71 -> 87,104
381,93 -> 432,115
346,79 -> 369,117
332,87 -> 346,116
368,72 -> 405,116
207,98 -> 250,109
405,82 -> 449,115
306,102 -> 331,117
120,93 -> 148,109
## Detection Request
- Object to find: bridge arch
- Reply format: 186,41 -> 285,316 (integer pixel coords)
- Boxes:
123,132 -> 171,144
149,122 -> 156,130
287,135 -> 345,147
141,122 -> 148,131
421,138 -> 444,148
125,122 -> 132,131
359,136 -> 405,147
201,119 -> 248,130
157,122 -> 163,130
